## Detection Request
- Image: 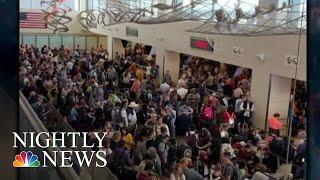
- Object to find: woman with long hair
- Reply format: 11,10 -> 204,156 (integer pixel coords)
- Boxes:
170,164 -> 186,180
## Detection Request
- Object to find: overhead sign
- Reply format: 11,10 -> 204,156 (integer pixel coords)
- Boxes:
190,37 -> 214,52
126,26 -> 138,37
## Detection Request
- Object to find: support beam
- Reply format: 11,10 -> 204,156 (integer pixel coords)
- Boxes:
164,50 -> 180,83
250,69 -> 271,129
107,35 -> 113,59
155,47 -> 165,82
112,38 -> 126,59
267,75 -> 292,120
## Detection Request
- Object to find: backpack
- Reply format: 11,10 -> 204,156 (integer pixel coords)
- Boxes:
146,137 -> 162,150
103,104 -> 112,119
203,106 -> 214,120
225,163 -> 238,180
244,101 -> 253,109
167,145 -> 178,163
111,108 -> 121,125
231,164 -> 239,180
241,101 -> 253,116
186,133 -> 197,150
226,112 -> 235,125
153,137 -> 162,150
177,145 -> 192,160
132,149 -> 143,165
111,150 -> 126,176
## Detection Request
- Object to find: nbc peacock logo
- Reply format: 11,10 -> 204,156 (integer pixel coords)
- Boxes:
13,151 -> 40,167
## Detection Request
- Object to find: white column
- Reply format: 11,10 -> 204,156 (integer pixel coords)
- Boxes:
250,69 -> 271,129
164,50 -> 180,83
156,47 -> 165,81
112,38 -> 126,59
98,36 -> 108,49
267,75 -> 292,119
107,36 -> 113,58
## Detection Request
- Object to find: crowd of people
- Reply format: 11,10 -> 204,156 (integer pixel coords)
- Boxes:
19,43 -> 306,180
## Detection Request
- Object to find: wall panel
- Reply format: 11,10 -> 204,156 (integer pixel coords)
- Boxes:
62,36 -> 74,49
86,36 -> 97,50
36,35 -> 49,48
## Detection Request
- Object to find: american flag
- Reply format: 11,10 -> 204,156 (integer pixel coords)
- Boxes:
20,12 -> 47,29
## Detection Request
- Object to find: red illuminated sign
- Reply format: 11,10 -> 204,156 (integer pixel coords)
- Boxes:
190,37 -> 214,51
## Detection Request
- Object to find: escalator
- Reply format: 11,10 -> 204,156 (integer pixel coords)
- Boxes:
19,91 -> 117,180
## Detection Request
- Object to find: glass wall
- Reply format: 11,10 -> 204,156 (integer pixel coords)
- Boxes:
49,35 -> 62,48
20,34 -> 107,50
23,35 -> 35,46
98,36 -> 107,49
277,0 -> 306,29
36,36 -> 49,49
87,0 -> 106,10
86,36 -> 98,50
74,36 -> 86,49
20,0 -> 30,9
30,0 -> 42,9
61,0 -> 76,10
139,0 -> 154,8
62,36 -> 74,49
20,0 -> 78,10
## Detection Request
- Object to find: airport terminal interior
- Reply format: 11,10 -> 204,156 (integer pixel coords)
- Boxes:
19,0 -> 306,179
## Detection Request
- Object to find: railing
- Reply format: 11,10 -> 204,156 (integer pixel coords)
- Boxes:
45,102 -> 118,180
19,91 -> 118,180
19,91 -> 79,180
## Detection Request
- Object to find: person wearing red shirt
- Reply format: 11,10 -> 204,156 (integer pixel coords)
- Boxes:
226,78 -> 236,90
223,106 -> 236,131
268,113 -> 283,136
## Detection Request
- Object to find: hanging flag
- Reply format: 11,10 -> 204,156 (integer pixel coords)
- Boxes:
20,12 -> 47,29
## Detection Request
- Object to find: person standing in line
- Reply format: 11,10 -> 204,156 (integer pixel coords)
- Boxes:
268,113 -> 283,136
206,71 -> 215,91
239,96 -> 254,135
235,95 -> 244,132
170,164 -> 186,180
221,152 -> 236,180
233,83 -> 244,99
111,102 -> 121,130
120,100 -> 129,128
163,70 -> 172,85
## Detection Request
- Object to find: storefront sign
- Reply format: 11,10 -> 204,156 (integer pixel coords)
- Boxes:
126,26 -> 138,37
190,37 -> 214,52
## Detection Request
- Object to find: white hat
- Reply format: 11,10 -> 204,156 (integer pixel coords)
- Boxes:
239,141 -> 246,146
146,55 -> 153,61
128,101 -> 139,108
220,131 -> 227,138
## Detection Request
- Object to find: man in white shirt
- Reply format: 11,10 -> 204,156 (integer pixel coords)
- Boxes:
177,85 -> 189,99
240,97 -> 254,119
239,96 -> 254,132
177,74 -> 187,88
160,82 -> 170,93
66,61 -> 73,70
235,95 -> 244,114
